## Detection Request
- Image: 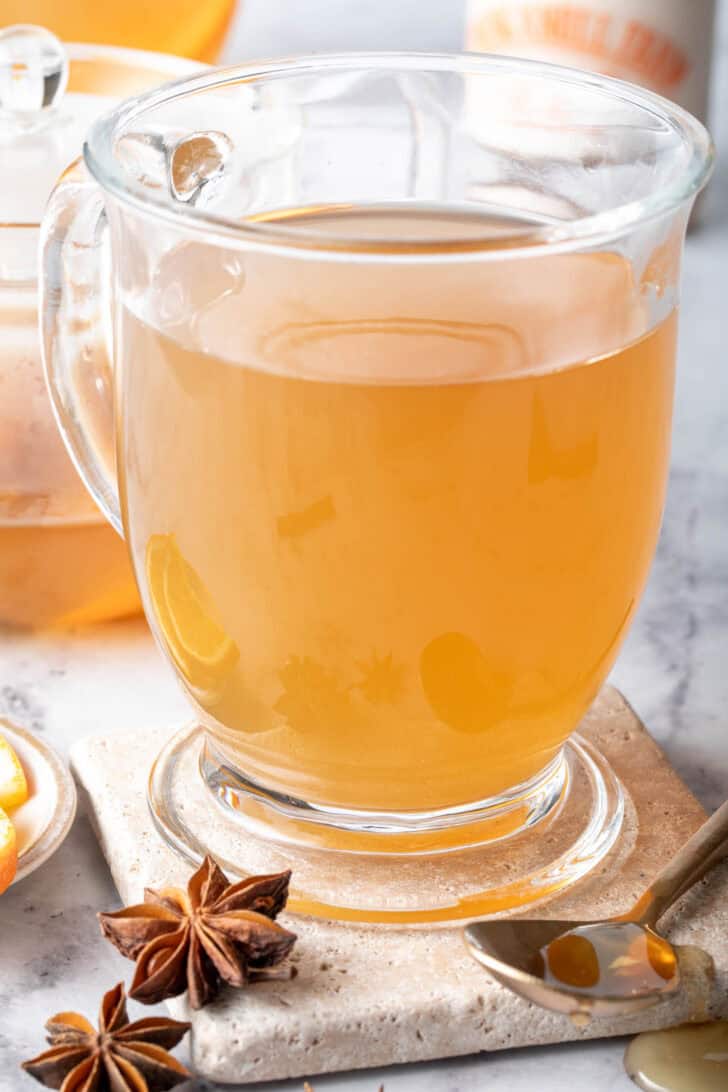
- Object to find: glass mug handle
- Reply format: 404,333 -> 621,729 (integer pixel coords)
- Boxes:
40,156 -> 122,534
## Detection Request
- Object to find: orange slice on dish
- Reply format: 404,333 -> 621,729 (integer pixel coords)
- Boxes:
0,733 -> 28,811
0,806 -> 17,894
145,533 -> 238,694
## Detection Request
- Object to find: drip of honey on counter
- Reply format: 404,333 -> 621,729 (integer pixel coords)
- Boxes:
570,1011 -> 592,1028
625,1022 -> 728,1092
539,922 -> 678,997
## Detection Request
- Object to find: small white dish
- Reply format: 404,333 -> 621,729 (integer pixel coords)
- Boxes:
1,718 -> 77,884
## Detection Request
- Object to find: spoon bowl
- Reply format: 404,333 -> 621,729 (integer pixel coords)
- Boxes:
465,919 -> 681,1018
464,796 -> 728,1018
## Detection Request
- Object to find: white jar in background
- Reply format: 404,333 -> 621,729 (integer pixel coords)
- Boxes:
466,0 -> 716,124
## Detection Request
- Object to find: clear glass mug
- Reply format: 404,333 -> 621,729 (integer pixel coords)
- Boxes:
40,54 -> 712,921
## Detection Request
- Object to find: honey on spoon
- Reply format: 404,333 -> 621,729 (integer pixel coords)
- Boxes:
465,797 -> 728,1019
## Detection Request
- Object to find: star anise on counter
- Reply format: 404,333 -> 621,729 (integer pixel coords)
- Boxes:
22,982 -> 190,1092
98,856 -> 297,1010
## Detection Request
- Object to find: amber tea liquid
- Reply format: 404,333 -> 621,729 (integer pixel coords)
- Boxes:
119,205 -> 676,813
0,0 -> 236,61
0,295 -> 139,628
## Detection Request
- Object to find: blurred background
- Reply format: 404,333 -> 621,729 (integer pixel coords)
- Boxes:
5,0 -> 719,120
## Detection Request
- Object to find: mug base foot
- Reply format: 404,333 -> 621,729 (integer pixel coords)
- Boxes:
148,726 -> 623,924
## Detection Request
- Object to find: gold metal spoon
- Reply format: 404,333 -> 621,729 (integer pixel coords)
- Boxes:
465,797 -> 728,1019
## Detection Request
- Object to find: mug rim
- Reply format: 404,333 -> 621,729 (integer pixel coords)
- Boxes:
84,50 -> 715,261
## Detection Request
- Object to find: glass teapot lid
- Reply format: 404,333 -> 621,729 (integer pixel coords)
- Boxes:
0,24 -> 200,278
0,25 -> 96,226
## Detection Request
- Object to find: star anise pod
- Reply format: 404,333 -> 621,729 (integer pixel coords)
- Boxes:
22,982 -> 190,1092
98,856 -> 296,1010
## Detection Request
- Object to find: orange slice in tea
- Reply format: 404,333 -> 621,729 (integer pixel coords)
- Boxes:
0,805 -> 17,894
146,533 -> 238,693
419,632 -> 513,732
0,734 -> 29,811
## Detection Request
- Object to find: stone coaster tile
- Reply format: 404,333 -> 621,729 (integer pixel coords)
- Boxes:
71,687 -> 728,1084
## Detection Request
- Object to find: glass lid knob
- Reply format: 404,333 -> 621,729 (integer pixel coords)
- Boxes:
0,24 -> 68,134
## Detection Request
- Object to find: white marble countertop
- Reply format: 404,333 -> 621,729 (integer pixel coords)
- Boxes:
1,2 -> 727,1091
